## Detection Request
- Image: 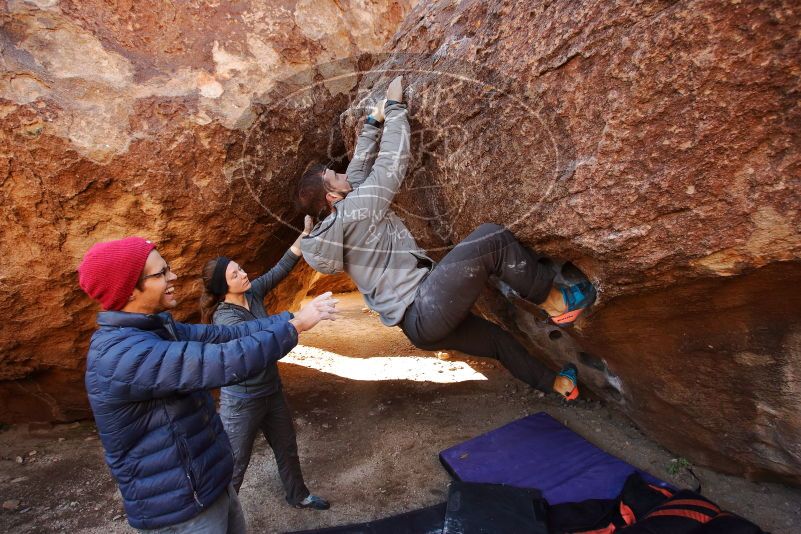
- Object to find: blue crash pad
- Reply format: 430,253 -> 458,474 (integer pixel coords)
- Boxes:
439,412 -> 671,505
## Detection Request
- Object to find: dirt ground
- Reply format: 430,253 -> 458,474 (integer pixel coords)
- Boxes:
1,292 -> 800,533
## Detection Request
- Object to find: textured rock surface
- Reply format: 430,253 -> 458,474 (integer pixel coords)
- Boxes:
345,0 -> 801,483
0,0 -> 412,422
2,0 -> 799,489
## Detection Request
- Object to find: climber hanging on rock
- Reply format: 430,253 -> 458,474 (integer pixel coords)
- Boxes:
294,75 -> 595,400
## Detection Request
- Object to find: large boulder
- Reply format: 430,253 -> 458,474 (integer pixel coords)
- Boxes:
345,0 -> 801,483
0,0 -> 412,422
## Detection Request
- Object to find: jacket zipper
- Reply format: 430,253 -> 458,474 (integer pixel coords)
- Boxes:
176,436 -> 204,509
159,339 -> 202,510
163,317 -> 178,341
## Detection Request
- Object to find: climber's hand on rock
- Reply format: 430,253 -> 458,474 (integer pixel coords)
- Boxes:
369,99 -> 386,122
386,76 -> 403,102
289,292 -> 339,333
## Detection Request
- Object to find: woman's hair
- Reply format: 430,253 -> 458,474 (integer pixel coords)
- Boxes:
295,163 -> 331,220
199,258 -> 224,324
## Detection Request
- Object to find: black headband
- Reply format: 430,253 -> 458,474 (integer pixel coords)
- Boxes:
210,257 -> 231,296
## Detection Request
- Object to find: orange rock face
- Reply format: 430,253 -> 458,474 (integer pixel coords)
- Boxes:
345,0 -> 801,483
2,0 -> 799,488
0,0 -> 412,422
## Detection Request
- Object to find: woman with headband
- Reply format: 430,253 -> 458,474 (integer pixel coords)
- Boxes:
200,215 -> 332,511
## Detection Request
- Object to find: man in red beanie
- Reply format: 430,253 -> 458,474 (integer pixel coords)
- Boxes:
78,237 -> 337,533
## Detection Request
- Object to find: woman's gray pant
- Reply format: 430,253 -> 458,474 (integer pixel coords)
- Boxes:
219,390 -> 309,505
401,223 -> 558,392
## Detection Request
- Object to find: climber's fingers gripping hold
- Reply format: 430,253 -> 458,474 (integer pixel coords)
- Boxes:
386,75 -> 403,102
370,99 -> 386,122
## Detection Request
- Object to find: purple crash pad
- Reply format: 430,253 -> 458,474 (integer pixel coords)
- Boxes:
439,412 -> 672,506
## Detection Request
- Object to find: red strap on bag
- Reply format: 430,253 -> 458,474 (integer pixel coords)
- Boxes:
648,484 -> 675,498
619,501 -> 636,526
577,524 -> 617,534
646,509 -> 714,523
657,499 -> 720,513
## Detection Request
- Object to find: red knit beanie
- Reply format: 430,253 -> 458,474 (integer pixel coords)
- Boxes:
78,237 -> 156,311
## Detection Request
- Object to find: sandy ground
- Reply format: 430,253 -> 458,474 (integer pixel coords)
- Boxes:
1,292 -> 800,533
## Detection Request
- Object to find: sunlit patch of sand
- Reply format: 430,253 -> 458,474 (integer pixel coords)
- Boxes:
283,345 -> 488,383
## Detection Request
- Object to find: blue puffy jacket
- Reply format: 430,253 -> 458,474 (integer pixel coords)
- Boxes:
84,310 -> 297,529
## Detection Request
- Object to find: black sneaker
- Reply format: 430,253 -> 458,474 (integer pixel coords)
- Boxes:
294,494 -> 330,510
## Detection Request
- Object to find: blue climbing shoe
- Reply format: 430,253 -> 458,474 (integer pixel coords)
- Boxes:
550,280 -> 596,326
557,363 -> 580,401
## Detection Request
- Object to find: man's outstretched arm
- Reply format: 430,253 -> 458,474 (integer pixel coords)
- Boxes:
95,324 -> 298,401
176,313 -> 294,343
346,120 -> 381,189
343,77 -> 410,221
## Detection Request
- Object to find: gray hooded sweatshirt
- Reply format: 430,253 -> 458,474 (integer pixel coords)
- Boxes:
301,102 -> 433,326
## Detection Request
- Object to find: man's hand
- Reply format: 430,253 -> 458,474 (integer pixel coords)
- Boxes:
289,292 -> 339,333
369,99 -> 386,122
386,75 -> 403,102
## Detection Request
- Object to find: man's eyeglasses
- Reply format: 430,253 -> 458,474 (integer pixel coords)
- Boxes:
142,265 -> 171,280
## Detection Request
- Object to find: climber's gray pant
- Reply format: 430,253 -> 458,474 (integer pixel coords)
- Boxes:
401,223 -> 557,392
